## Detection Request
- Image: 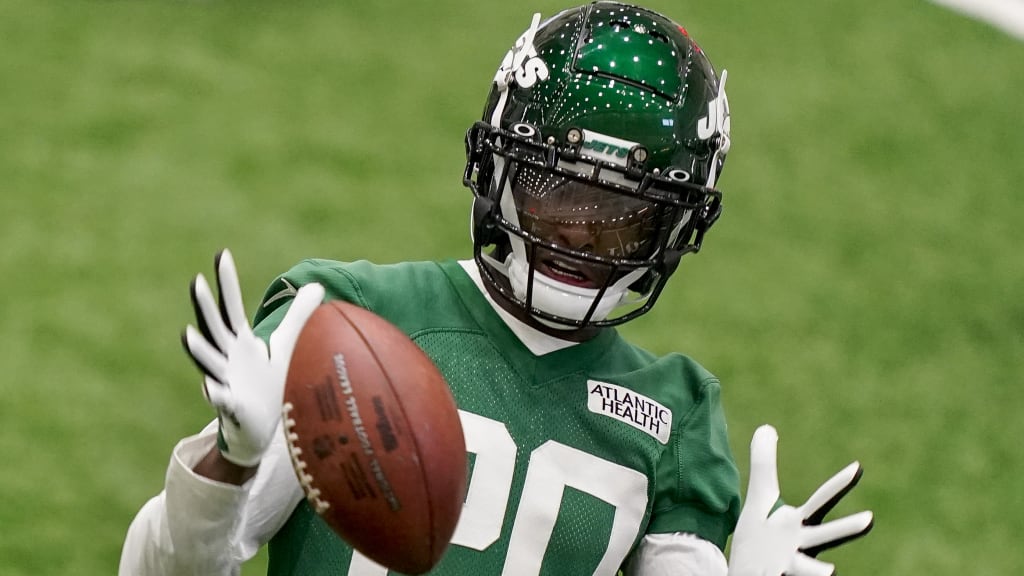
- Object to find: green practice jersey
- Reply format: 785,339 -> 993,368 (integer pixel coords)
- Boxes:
252,259 -> 740,576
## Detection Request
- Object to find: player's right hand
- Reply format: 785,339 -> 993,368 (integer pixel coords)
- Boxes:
182,249 -> 325,468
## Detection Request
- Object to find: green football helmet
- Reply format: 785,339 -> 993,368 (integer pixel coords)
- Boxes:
464,2 -> 730,329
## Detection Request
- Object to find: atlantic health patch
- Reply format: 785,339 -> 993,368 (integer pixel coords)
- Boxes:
587,381 -> 672,444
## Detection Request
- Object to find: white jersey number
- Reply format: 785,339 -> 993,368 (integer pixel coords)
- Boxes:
348,409 -> 648,575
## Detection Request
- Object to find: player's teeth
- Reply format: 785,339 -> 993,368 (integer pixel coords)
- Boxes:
549,260 -> 582,275
553,264 -> 584,279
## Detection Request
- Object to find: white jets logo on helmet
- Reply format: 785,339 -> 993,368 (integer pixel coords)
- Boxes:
697,69 -> 731,188
494,13 -> 550,90
697,69 -> 731,149
490,12 -> 550,127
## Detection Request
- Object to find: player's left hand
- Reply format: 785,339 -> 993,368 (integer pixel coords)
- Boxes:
728,425 -> 873,576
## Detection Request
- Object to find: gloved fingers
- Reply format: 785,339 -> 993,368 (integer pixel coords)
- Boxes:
214,249 -> 251,337
189,276 -> 214,348
190,273 -> 234,353
801,510 -> 874,557
202,375 -> 235,414
786,553 -> 836,576
183,324 -> 229,383
799,461 -> 863,524
269,282 -> 325,360
745,424 -> 782,518
200,374 -> 213,404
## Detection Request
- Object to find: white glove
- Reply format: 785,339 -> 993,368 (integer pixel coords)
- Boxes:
728,425 -> 874,576
183,249 -> 325,467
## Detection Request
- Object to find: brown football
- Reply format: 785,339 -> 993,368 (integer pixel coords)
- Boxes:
282,300 -> 466,574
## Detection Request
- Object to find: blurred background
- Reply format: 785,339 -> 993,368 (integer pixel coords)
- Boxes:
1,0 -> 1022,574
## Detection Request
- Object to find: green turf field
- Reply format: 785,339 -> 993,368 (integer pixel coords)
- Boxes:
1,0 -> 1022,574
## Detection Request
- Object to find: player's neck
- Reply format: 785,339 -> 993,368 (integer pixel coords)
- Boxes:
481,278 -> 603,343
457,260 -> 603,354
458,260 -> 602,343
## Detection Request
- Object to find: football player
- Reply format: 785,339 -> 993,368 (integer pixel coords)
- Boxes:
120,3 -> 872,575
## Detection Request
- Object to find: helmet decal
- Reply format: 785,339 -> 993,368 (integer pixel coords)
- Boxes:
490,13 -> 550,127
698,69 -> 731,187
697,69 -> 731,141
579,129 -> 640,169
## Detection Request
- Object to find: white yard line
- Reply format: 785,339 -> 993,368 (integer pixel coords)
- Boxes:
931,0 -> 1024,40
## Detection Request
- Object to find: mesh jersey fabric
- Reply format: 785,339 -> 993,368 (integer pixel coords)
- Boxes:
250,259 -> 740,576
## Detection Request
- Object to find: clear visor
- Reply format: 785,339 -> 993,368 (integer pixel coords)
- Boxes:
510,163 -> 662,260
